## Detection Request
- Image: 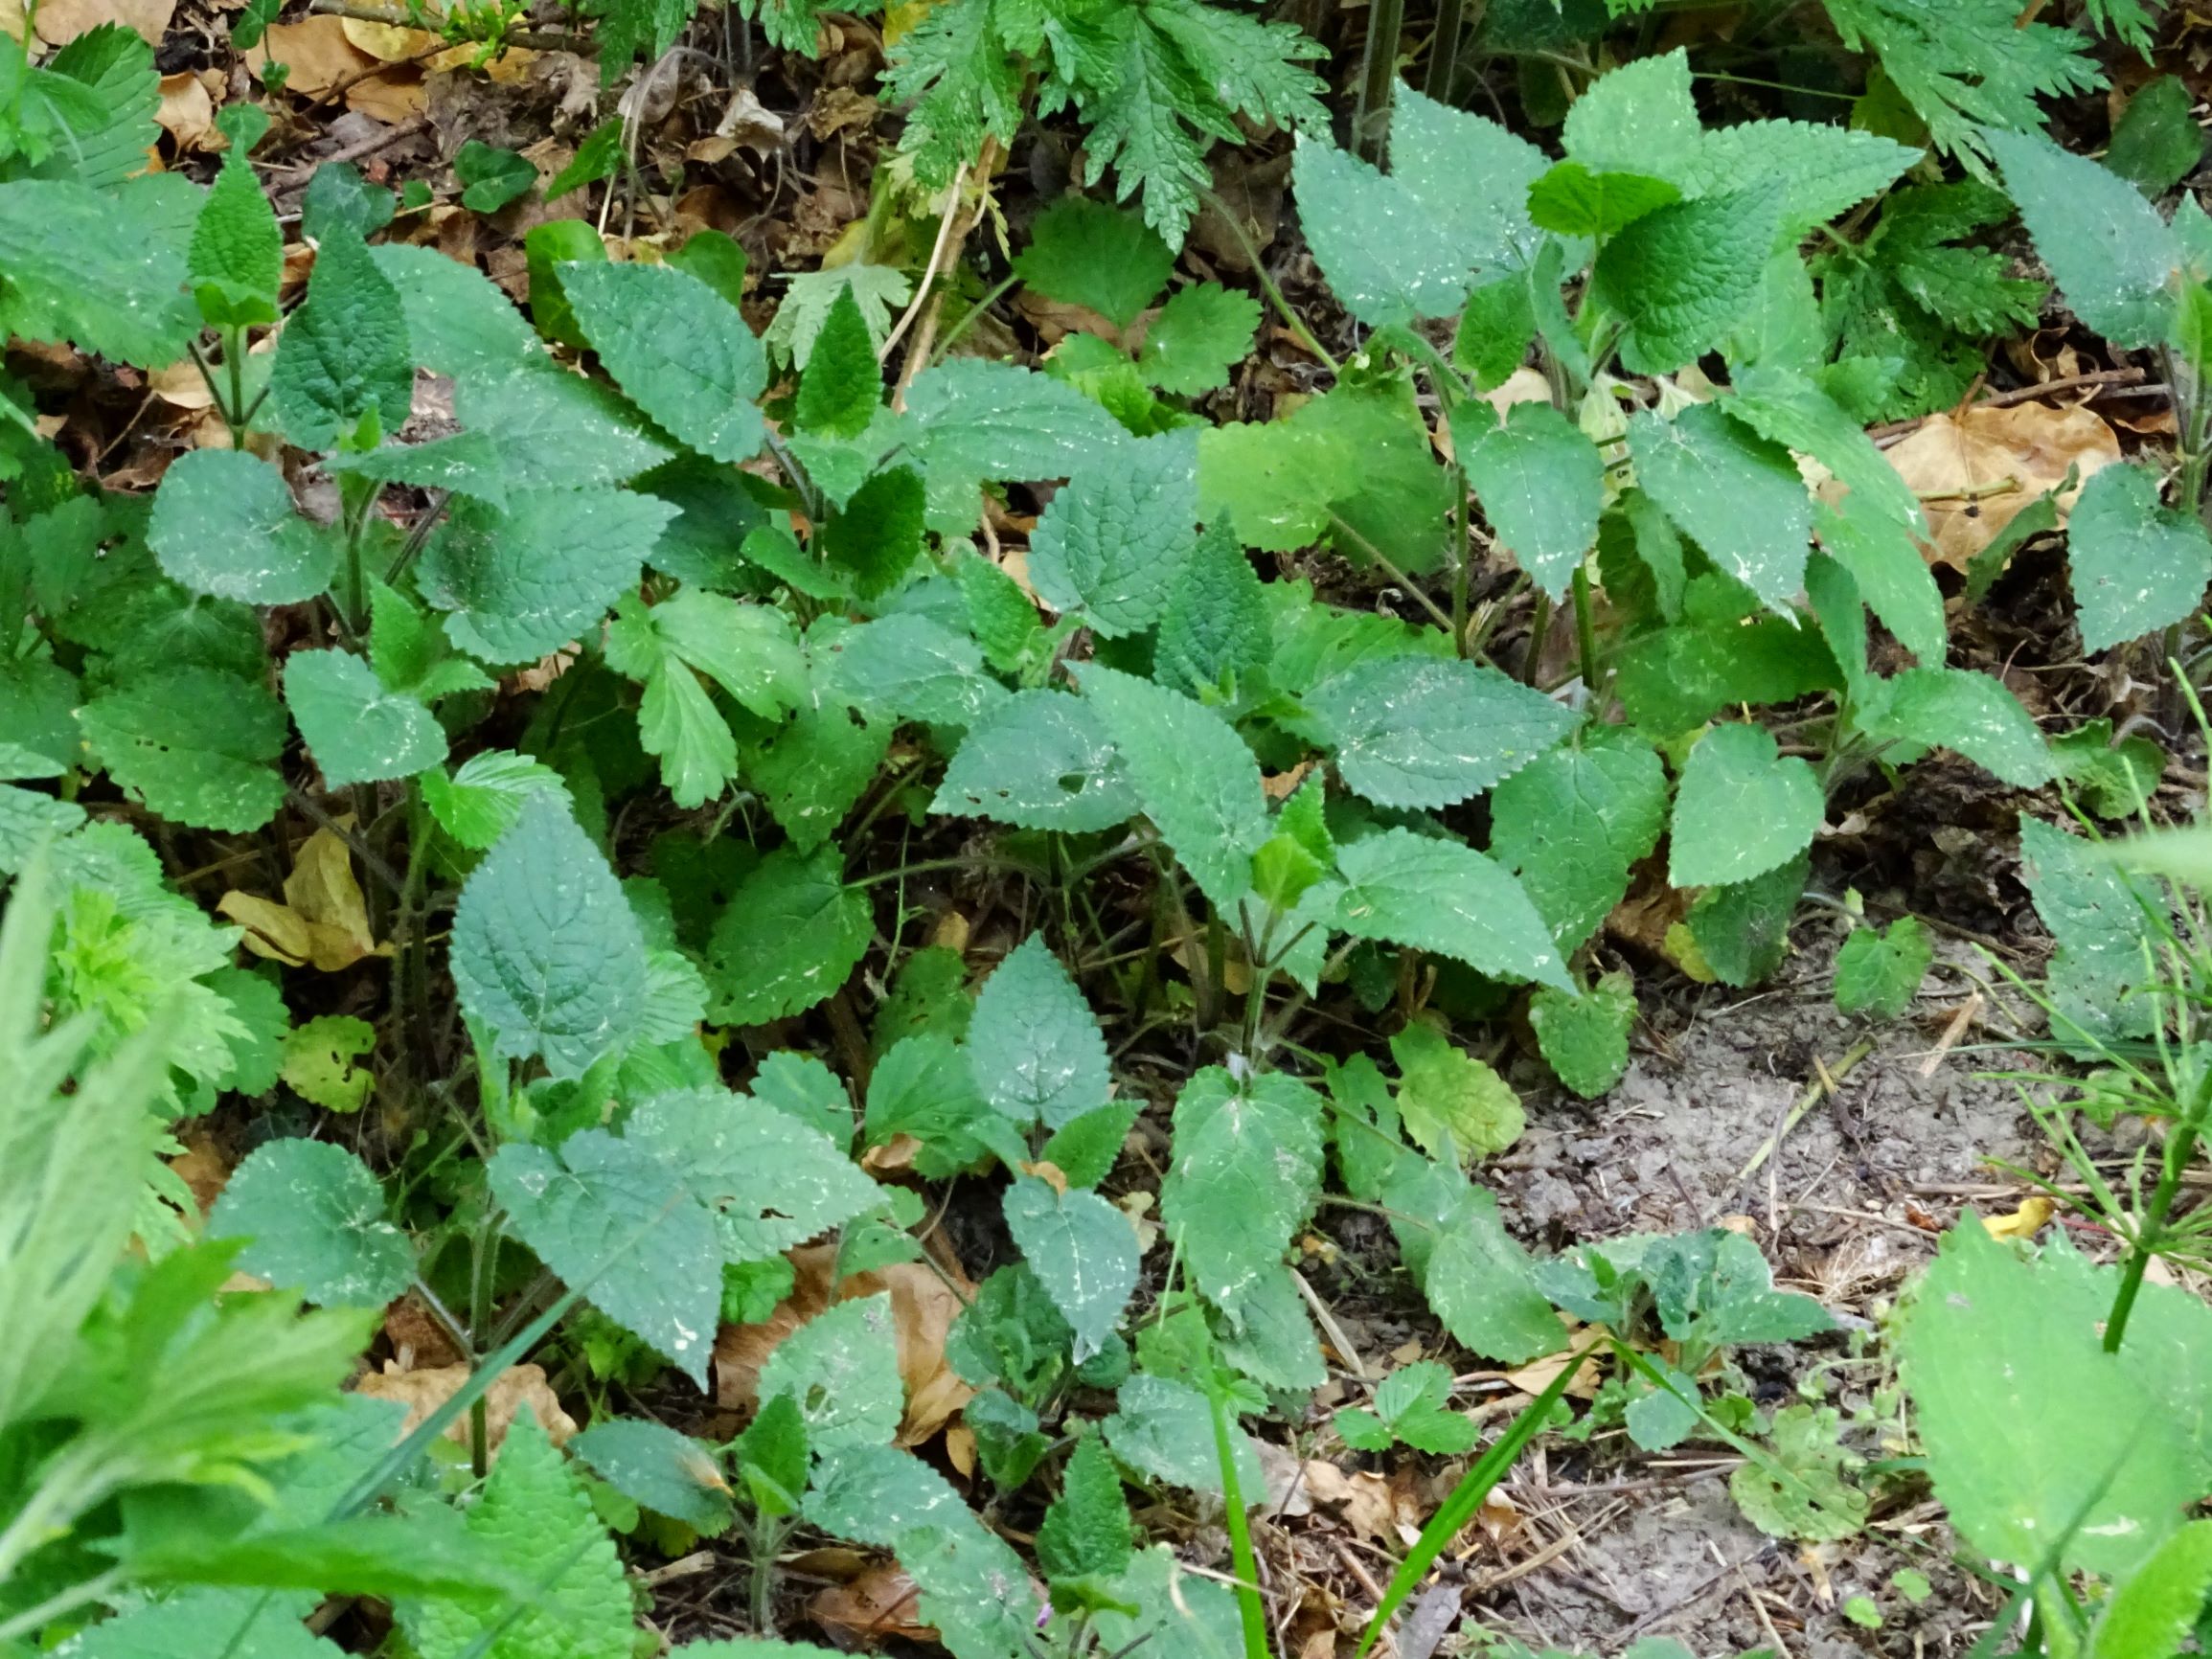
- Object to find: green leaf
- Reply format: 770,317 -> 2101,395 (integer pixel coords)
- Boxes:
191,148 -> 284,328
455,361 -> 672,491
1138,283 -> 1260,396
1986,125 -> 2178,349
1833,917 -> 1931,1018
2106,75 -> 2203,196
1531,970 -> 1636,1099
1078,663 -> 1268,911
1390,1020 -> 1522,1161
451,793 -> 651,1079
1103,1373 -> 1265,1495
732,1392 -> 810,1518
490,1127 -> 720,1382
1901,1220 -> 2212,1579
1628,403 -> 1812,611
1333,828 -> 1571,990
400,1411 -> 634,1659
2066,463 -> 2212,652
206,1139 -> 411,1307
1154,523 -> 1270,696
793,286 -> 881,440
741,697 -> 889,852
1455,272 -> 1538,391
759,1293 -> 905,1451
823,612 -> 1008,728
969,934 -> 1110,1129
763,262 -> 911,369
421,750 -> 567,851
805,1441 -> 969,1543
1385,1159 -> 1562,1364
35,26 -> 161,192
1860,668 -> 2056,786
370,243 -> 547,381
270,230 -> 414,451
704,845 -> 872,1026
149,449 -> 338,604
1073,15 -> 1222,242
1161,1067 -> 1324,1312
1490,727 -> 1668,949
2052,719 -> 2165,819
1027,432 -> 1198,637
1678,121 -> 1919,238
1312,652 -> 1575,813
301,161 -> 393,242
1813,499 -> 1947,666
563,261 -> 768,464
0,784 -> 86,874
1038,1436 -> 1134,1584
79,667 -> 285,832
454,140 -> 536,213
419,489 -> 679,665
1291,138 -> 1477,328
819,466 -> 926,599
284,649 -> 445,789
2092,1519 -> 2212,1659
1005,1178 -> 1138,1363
1014,195 -> 1174,330
73,1590 -> 339,1659
1527,162 -> 1680,237
865,1031 -> 1023,1177
1593,185 -> 1786,375
1729,1402 -> 1868,1540
281,1014 -> 376,1112
2018,814 -> 2157,1043
1043,1101 -> 1142,1191
1463,401 -> 1606,600
1726,363 -> 1924,532
934,690 -> 1139,832
1360,1359 -> 1479,1454
604,590 -> 804,808
902,358 -> 1129,484
1670,722 -> 1824,889
1562,48 -> 1701,176
546,117 -> 624,201
0,176 -> 198,366
571,1419 -> 734,1534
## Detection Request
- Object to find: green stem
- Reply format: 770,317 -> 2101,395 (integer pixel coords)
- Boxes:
749,1511 -> 787,1634
467,1214 -> 502,1479
1325,511 -> 1457,637
930,273 -> 1018,366
1201,193 -> 1339,375
2106,1071 -> 2211,1352
1355,0 -> 1406,162
1208,1388 -> 1271,1659
1423,0 -> 1471,100
1524,589 -> 1553,687
226,325 -> 248,438
1570,564 -> 1600,699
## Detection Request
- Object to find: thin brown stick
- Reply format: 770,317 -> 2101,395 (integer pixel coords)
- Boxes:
271,112 -> 430,174
1868,367 -> 2159,443
890,136 -> 1002,410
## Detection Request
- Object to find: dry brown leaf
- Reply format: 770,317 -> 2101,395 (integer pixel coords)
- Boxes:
340,15 -> 436,57
169,1129 -> 232,1214
346,70 -> 428,123
354,1361 -> 578,1451
713,1242 -> 974,1446
148,357 -> 215,410
218,826 -> 390,970
34,0 -> 171,45
808,86 -> 878,139
155,70 -> 219,152
810,1557 -> 932,1646
0,0 -> 25,43
426,41 -> 536,80
244,17 -> 376,97
1481,366 -> 1553,421
1882,403 -> 2121,572
1116,1190 -> 1160,1254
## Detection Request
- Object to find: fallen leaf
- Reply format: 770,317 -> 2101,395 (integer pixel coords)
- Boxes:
346,70 -> 428,123
1258,1440 -> 1314,1518
243,17 -> 376,97
34,0 -> 172,45
1981,1196 -> 2056,1239
1116,1189 -> 1160,1254
808,86 -> 878,139
169,1129 -> 232,1214
426,41 -> 536,80
340,14 -> 435,57
218,825 -> 391,971
810,1557 -> 932,1646
354,1361 -> 579,1452
1497,1320 -> 1606,1401
1882,403 -> 2121,572
155,70 -> 219,152
1480,367 -> 1553,421
0,0 -> 23,43
713,1243 -> 974,1446
148,356 -> 215,410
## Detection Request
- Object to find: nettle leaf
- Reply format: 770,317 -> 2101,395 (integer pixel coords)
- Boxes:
1986,126 -> 2179,350
1105,1373 -> 1265,1495
1593,185 -> 1786,375
824,613 -> 1009,728
149,449 -> 338,604
270,230 -> 414,451
794,287 -> 881,441
866,1031 -> 1024,1177
369,243 -> 548,381
1333,828 -> 1571,991
1726,363 -> 1924,532
1014,195 -> 1174,330
453,141 -> 536,213
1814,500 -> 1947,667
206,1139 -> 412,1308
1391,1020 -> 1522,1160
490,1127 -> 720,1383
571,1419 -> 734,1534
1670,722 -> 1824,889
1038,1435 -> 1134,1586
1004,1178 -> 1138,1363
969,934 -> 1110,1129
1161,1067 -> 1324,1312
1027,431 -> 1199,637
399,1412 -> 633,1659
285,650 -> 445,789
1628,403 -> 1812,611
1291,138 -> 1477,328
79,667 -> 286,832
604,591 -> 805,808
451,793 -> 651,1079
1563,48 -> 1702,177
1386,1160 -> 1562,1364
625,1085 -> 880,1261
0,176 -> 198,367
421,750 -> 568,850
563,261 -> 768,464
1308,652 -> 1577,810
704,846 -> 872,1026
2066,464 -> 2212,653
759,1293 -> 905,1451
1490,727 -> 1668,950
1078,664 -> 1268,911
1138,283 -> 1260,396
1531,970 -> 1636,1099
934,690 -> 1140,832
1465,400 -> 1606,601
1861,668 -> 2055,786
455,365 -> 673,491
901,358 -> 1129,483
419,489 -> 679,665
191,148 -> 283,328
820,466 -> 927,599
1834,917 -> 1932,1019
1155,525 -> 1270,696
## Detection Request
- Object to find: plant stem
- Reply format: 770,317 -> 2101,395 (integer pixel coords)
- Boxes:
2105,1069 -> 2211,1351
749,1511 -> 786,1634
1208,1388 -> 1271,1659
467,1213 -> 502,1479
1423,0 -> 1468,99
1525,589 -> 1553,687
1355,0 -> 1406,162
1201,193 -> 1338,375
1571,564 -> 1600,699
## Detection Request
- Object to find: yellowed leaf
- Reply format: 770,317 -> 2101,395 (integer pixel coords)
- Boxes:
425,40 -> 536,80
0,0 -> 25,45
217,826 -> 390,971
1881,403 -> 2121,572
148,357 -> 216,409
340,14 -> 436,57
34,0 -> 172,45
354,1361 -> 579,1453
1982,1195 -> 2056,1239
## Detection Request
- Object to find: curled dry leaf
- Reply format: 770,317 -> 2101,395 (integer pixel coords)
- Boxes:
155,71 -> 219,152
340,14 -> 437,58
810,1557 -> 933,1647
346,71 -> 428,123
243,17 -> 376,97
1881,402 -> 2121,572
33,0 -> 172,45
713,1242 -> 974,1446
354,1360 -> 579,1452
218,826 -> 391,971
